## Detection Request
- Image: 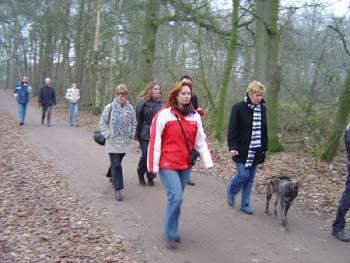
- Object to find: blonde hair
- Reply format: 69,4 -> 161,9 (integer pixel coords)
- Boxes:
137,81 -> 161,102
114,84 -> 128,95
246,80 -> 265,96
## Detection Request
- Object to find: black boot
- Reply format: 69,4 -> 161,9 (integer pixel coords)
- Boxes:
187,179 -> 195,186
332,229 -> 350,242
138,174 -> 146,186
147,177 -> 154,186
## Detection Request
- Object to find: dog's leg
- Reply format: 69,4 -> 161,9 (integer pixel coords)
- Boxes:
274,192 -> 279,217
281,200 -> 289,231
265,185 -> 272,214
283,203 -> 291,231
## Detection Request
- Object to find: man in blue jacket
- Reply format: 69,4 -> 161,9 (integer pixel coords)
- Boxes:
13,76 -> 32,125
332,123 -> 350,242
38,78 -> 56,126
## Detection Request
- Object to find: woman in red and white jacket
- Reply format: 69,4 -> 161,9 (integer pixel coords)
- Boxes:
147,79 -> 214,249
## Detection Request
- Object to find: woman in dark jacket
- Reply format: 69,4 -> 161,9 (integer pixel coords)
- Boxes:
226,80 -> 268,214
135,81 -> 163,186
332,123 -> 350,242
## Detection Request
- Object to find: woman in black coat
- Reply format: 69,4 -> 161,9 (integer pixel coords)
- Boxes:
135,81 -> 163,186
226,80 -> 268,214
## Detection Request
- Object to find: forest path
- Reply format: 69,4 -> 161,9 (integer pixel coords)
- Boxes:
1,89 -> 349,263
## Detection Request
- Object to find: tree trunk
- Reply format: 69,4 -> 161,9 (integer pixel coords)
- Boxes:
93,0 -> 103,112
74,0 -> 86,91
212,0 -> 239,141
138,0 -> 160,90
255,0 -> 283,151
321,71 -> 350,161
106,0 -> 124,105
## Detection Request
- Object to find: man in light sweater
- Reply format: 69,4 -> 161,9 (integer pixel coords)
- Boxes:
65,83 -> 80,127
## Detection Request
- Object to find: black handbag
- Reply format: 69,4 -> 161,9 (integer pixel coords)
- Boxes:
175,115 -> 200,166
94,106 -> 112,146
93,130 -> 106,145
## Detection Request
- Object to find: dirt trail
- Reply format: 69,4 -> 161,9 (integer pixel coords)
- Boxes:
1,89 -> 349,263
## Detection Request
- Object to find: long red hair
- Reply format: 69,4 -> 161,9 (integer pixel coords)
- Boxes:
166,80 -> 192,107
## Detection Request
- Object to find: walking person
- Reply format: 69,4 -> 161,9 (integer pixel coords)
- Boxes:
38,78 -> 56,126
13,76 -> 32,125
226,80 -> 268,215
179,75 -> 204,186
135,81 -> 163,186
65,83 -> 80,127
332,123 -> 350,242
99,84 -> 137,202
148,79 -> 214,249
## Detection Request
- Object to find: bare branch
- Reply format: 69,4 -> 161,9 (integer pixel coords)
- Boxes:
327,25 -> 350,57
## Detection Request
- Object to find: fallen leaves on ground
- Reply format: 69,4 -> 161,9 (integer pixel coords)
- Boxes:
0,112 -> 136,263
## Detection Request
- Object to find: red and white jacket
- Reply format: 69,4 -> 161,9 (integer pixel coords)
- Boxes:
147,107 -> 214,173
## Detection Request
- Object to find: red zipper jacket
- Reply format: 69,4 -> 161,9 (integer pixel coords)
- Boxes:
147,107 -> 214,172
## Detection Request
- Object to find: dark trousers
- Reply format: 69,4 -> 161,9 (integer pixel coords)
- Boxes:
332,162 -> 350,232
41,105 -> 52,125
109,153 -> 126,191
137,140 -> 155,179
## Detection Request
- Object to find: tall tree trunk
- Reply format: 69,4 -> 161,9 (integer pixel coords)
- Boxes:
42,0 -> 54,79
106,0 -> 124,105
74,0 -> 85,91
93,0 -> 103,112
321,71 -> 350,161
212,0 -> 239,141
194,24 -> 214,109
138,0 -> 160,90
255,0 -> 283,151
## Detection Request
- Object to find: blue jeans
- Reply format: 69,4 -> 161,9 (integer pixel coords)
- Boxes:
159,169 -> 191,241
68,102 -> 79,126
109,153 -> 126,191
227,163 -> 257,210
332,162 -> 350,232
17,102 -> 28,124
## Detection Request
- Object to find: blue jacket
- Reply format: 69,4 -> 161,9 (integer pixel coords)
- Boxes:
14,82 -> 31,104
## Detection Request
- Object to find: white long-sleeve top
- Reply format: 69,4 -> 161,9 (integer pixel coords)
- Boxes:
65,88 -> 80,103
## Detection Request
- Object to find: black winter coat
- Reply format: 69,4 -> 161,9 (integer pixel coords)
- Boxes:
135,99 -> 163,141
345,123 -> 350,161
38,86 -> 56,106
190,95 -> 199,109
227,97 -> 268,165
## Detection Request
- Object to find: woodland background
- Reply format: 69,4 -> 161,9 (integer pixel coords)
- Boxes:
1,0 -> 350,160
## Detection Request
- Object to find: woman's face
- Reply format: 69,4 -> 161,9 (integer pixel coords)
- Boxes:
151,84 -> 161,100
116,93 -> 127,105
249,92 -> 263,105
176,85 -> 191,106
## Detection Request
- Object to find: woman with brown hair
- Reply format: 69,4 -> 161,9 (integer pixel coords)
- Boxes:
135,81 -> 163,186
148,80 -> 214,249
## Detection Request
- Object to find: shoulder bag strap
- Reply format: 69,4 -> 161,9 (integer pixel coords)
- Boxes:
175,114 -> 192,154
107,104 -> 112,124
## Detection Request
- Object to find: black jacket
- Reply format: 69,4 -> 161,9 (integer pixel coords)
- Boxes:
345,123 -> 350,160
38,86 -> 56,106
227,97 -> 268,165
190,95 -> 199,109
135,99 -> 163,141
